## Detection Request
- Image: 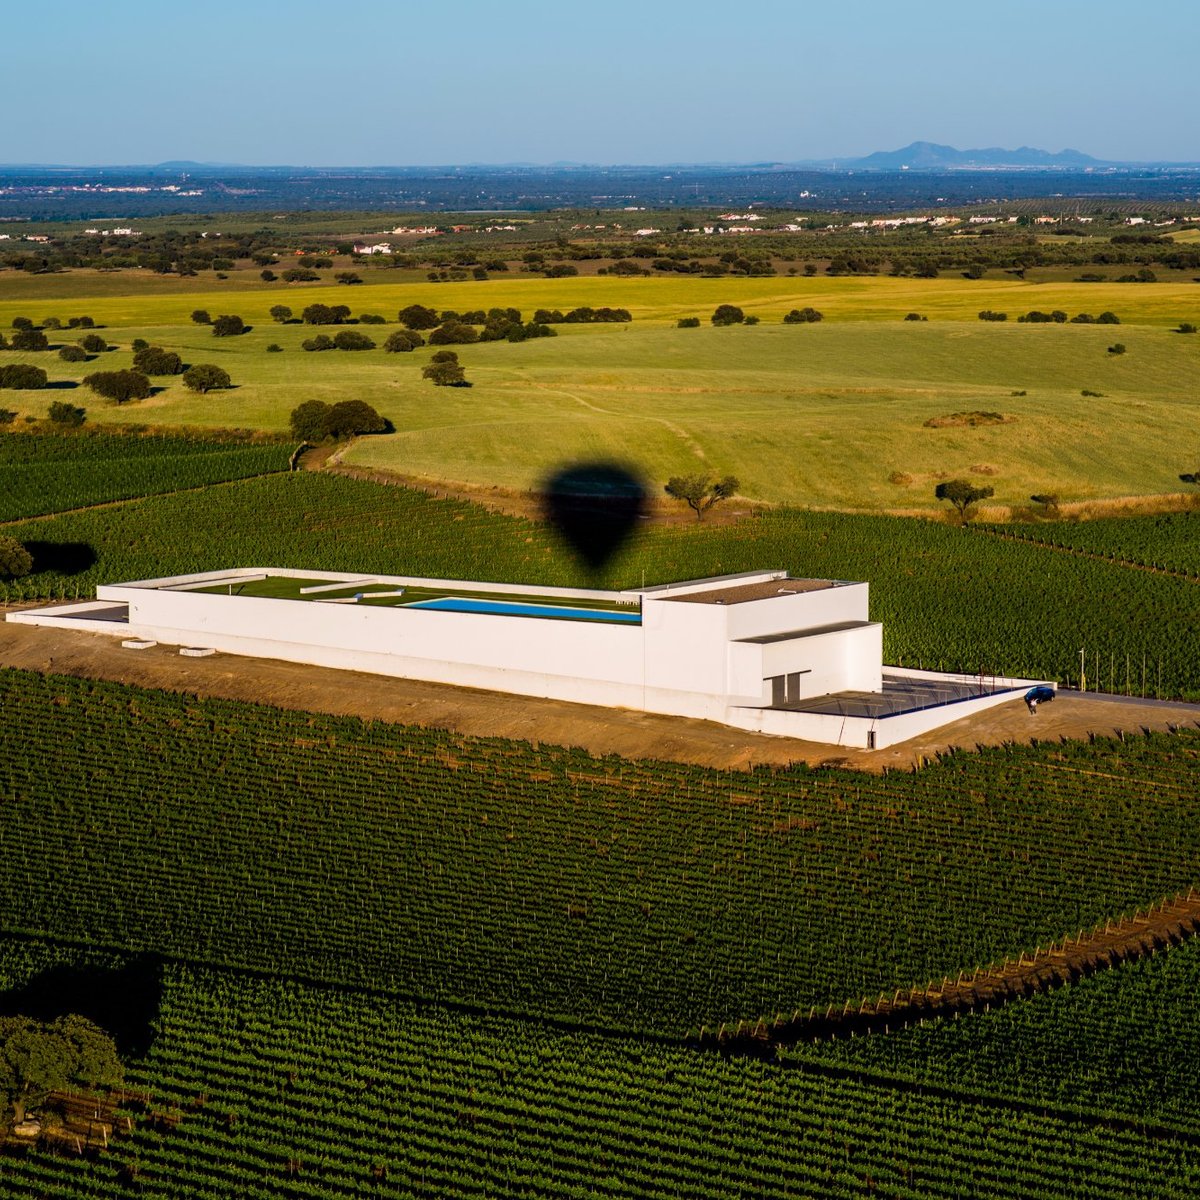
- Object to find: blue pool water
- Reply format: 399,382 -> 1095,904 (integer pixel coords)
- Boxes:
408,597 -> 641,623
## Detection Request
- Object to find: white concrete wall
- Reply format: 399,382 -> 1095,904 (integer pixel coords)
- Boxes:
725,583 -> 868,641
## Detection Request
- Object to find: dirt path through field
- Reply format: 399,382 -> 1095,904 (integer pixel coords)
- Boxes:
706,889 -> 1200,1051
3,611 -> 1198,773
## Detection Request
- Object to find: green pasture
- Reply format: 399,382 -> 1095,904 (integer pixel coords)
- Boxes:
2,273 -> 1199,510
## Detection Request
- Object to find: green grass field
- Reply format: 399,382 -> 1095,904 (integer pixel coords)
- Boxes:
3,273 -> 1200,510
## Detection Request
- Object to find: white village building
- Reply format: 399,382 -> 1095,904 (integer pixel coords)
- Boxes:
10,568 -> 1043,749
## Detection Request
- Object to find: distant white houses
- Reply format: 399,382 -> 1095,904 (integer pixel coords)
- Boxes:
353,241 -> 393,255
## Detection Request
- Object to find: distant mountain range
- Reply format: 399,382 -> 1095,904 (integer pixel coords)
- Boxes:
841,141 -> 1106,170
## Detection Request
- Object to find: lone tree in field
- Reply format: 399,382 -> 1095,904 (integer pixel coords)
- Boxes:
0,1015 -> 123,1126
182,364 -> 232,393
0,535 -> 33,579
936,479 -> 994,524
269,304 -> 293,324
190,309 -> 211,325
83,369 -> 152,403
664,474 -> 740,520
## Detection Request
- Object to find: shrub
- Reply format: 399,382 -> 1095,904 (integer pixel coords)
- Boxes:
11,317 -> 34,330
290,400 -> 332,441
1107,344 -> 1127,355
79,333 -> 108,353
0,408 -> 15,424
58,344 -> 88,363
0,535 -> 33,579
430,350 -> 458,364
211,314 -> 246,337
334,271 -> 363,285
134,346 -> 184,375
302,335 -> 334,352
191,309 -> 212,325
1178,322 -> 1198,334
711,305 -> 745,326
10,329 -> 49,351
743,315 -> 761,325
332,330 -> 376,351
384,330 -> 424,353
260,270 -> 278,281
903,312 -> 926,321
74,315 -> 96,328
1096,311 -> 1121,324
1069,313 -> 1096,324
977,310 -> 1008,321
358,313 -> 387,324
782,307 -> 823,323
1081,388 -> 1104,397
182,364 -> 233,393
47,400 -> 86,427
42,316 -> 61,330
0,364 -> 48,390
266,343 -> 283,353
83,369 -> 152,403
131,338 -> 149,352
677,317 -> 701,328
281,267 -> 321,283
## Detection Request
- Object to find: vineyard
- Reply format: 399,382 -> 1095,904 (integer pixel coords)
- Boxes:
804,933 -> 1200,1131
3,470 -> 1200,696
0,432 -> 294,523
2,939 -> 1200,1200
2,668 -> 1199,1034
977,510 -> 1200,578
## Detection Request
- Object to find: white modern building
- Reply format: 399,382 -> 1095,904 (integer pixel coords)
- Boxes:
9,568 -> 1044,749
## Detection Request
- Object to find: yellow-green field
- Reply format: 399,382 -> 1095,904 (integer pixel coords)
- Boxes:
2,273 -> 1199,510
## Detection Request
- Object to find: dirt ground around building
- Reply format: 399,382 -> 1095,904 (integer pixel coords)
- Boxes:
3,610 -> 1198,773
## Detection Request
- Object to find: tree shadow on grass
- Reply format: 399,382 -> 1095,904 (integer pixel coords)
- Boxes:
24,541 -> 98,575
0,953 -> 164,1057
44,380 -> 81,390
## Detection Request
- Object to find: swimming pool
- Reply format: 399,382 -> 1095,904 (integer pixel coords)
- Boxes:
407,597 -> 641,623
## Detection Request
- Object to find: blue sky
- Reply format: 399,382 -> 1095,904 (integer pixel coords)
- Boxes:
4,0 -> 1196,165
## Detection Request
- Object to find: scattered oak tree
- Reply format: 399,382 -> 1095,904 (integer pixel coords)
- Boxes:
133,346 -> 184,375
0,1015 -> 123,1126
10,329 -> 49,351
332,330 -> 375,351
664,473 -> 740,519
79,333 -> 108,354
288,399 -> 386,441
384,330 -> 425,353
422,352 -> 468,386
83,370 -> 152,403
58,344 -> 88,363
397,304 -> 441,330
782,307 -> 823,323
936,479 -> 994,523
0,364 -> 48,390
210,314 -> 246,337
182,364 -> 232,393
269,304 -> 293,324
0,535 -> 34,579
710,305 -> 745,326
190,309 -> 212,325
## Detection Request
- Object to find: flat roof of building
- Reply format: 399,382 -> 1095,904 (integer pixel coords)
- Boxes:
662,578 -> 841,605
